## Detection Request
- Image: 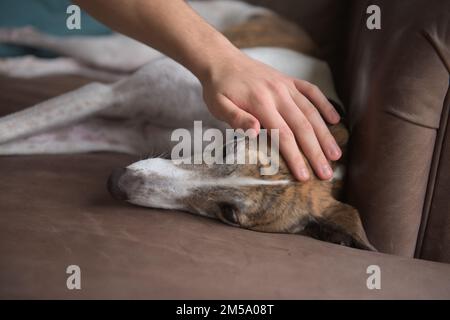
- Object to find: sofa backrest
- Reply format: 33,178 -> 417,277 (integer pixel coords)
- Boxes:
340,0 -> 449,262
246,0 -> 450,262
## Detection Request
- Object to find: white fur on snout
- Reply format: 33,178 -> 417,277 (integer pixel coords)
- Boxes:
128,158 -> 190,180
125,158 -> 290,214
126,158 -> 192,210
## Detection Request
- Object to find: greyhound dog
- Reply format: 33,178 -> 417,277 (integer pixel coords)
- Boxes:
0,0 -> 375,250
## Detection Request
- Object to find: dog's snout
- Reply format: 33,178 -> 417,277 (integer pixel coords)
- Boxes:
107,167 -> 128,201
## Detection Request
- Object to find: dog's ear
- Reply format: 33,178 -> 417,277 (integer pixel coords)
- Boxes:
302,202 -> 377,251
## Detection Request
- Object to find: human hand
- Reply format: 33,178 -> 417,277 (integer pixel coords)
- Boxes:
200,50 -> 342,181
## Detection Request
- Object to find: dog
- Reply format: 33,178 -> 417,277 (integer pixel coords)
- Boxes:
0,0 -> 375,251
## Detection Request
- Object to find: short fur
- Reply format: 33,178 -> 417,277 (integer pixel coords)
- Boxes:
0,0 -> 375,250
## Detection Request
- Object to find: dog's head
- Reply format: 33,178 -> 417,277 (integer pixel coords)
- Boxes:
108,124 -> 375,251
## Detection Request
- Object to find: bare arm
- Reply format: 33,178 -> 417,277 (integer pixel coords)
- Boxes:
74,0 -> 342,181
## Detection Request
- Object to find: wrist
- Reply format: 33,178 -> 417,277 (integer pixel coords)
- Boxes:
189,34 -> 243,84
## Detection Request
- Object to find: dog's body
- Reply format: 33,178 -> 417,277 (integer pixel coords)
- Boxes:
0,0 -> 375,250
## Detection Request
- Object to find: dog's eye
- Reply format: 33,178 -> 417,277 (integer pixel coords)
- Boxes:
218,203 -> 239,226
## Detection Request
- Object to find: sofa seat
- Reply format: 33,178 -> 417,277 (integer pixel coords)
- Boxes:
0,153 -> 449,299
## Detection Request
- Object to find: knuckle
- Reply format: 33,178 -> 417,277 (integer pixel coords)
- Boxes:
227,110 -> 242,126
267,80 -> 285,96
252,92 -> 271,108
297,116 -> 314,132
302,105 -> 319,119
309,149 -> 326,164
278,126 -> 295,141
323,132 -> 336,145
294,79 -> 305,87
291,153 -> 305,166
304,83 -> 319,96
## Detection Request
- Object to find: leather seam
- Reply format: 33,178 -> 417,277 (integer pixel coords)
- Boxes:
421,30 -> 450,73
384,109 -> 439,129
344,0 -> 371,101
414,82 -> 450,258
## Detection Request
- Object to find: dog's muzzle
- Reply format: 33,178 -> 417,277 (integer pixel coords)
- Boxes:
107,167 -> 129,201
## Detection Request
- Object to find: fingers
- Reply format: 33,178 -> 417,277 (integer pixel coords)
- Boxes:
289,90 -> 341,161
216,91 -> 337,181
277,94 -> 334,180
215,94 -> 260,134
293,79 -> 340,124
255,105 -> 311,181
204,77 -> 341,181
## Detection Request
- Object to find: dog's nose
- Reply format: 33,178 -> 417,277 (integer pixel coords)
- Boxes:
107,167 -> 128,201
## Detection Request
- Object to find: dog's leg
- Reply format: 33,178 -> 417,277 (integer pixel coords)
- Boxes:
0,56 -> 218,146
0,118 -> 146,155
0,50 -> 230,147
142,124 -> 179,158
0,82 -> 115,144
106,58 -> 228,129
0,55 -> 124,81
141,124 -> 220,157
0,27 -> 161,72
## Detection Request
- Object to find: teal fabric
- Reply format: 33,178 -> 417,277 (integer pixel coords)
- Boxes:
0,0 -> 111,57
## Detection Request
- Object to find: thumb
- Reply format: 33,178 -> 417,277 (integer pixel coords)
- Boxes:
215,95 -> 260,135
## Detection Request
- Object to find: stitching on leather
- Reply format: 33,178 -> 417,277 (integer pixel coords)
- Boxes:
421,30 -> 450,73
344,0 -> 371,107
414,83 -> 450,259
384,109 -> 439,129
414,28 -> 450,258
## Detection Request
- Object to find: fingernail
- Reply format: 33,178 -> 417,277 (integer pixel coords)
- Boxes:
322,164 -> 333,179
329,143 -> 341,158
299,168 -> 310,181
334,109 -> 340,119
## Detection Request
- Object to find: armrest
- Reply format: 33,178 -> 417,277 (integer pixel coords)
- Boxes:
339,0 -> 450,259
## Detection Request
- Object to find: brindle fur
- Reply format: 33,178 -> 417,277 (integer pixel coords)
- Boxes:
177,123 -> 376,251
115,12 -> 376,251
220,14 -> 375,250
224,14 -> 320,57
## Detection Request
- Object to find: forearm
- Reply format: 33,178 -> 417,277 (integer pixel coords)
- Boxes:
73,0 -> 240,81
73,0 -> 341,181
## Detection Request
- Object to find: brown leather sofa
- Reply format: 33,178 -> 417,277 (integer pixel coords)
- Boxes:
0,0 -> 449,299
